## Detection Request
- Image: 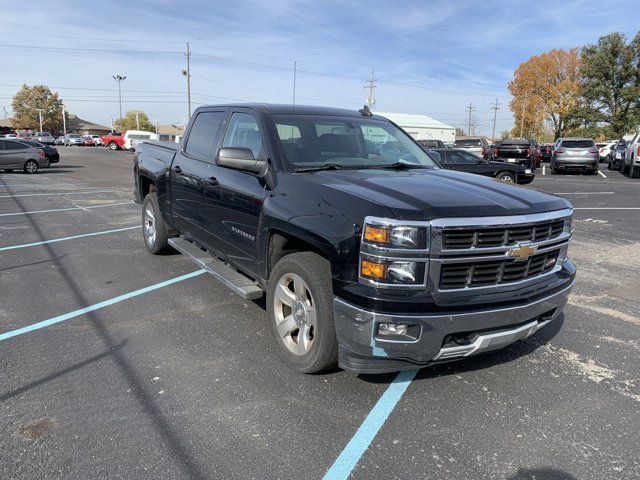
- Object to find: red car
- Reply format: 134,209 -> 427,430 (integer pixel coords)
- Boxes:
82,136 -> 96,146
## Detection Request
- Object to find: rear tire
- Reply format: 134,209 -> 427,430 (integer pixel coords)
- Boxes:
267,252 -> 338,374
23,160 -> 38,174
142,192 -> 170,254
631,164 -> 640,179
496,171 -> 516,183
108,141 -> 118,151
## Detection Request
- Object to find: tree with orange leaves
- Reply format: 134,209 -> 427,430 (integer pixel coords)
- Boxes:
508,48 -> 581,140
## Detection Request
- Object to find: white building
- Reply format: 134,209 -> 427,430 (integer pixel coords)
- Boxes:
377,112 -> 456,143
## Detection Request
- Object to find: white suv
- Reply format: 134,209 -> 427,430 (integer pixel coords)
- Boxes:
622,132 -> 640,178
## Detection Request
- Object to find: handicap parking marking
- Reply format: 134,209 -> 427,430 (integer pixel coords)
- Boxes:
0,202 -> 135,217
0,225 -> 140,252
0,189 -> 122,199
0,269 -> 207,341
323,369 -> 418,480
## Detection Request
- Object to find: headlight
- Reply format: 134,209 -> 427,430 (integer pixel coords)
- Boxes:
363,223 -> 428,250
525,169 -> 532,174
360,258 -> 424,285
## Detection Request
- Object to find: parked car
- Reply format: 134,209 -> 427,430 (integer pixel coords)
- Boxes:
64,134 -> 84,146
102,130 -> 156,151
453,137 -> 492,159
35,132 -> 55,145
622,132 -> 640,178
609,140 -> 627,170
133,103 -> 575,374
16,132 -> 33,140
596,141 -> 616,163
417,139 -> 445,149
0,138 -> 47,173
540,143 -> 554,162
55,136 -> 65,145
3,133 -> 17,138
426,148 -> 534,184
550,138 -> 599,174
16,140 -> 60,167
493,138 -> 537,169
90,135 -> 104,146
82,136 -> 96,146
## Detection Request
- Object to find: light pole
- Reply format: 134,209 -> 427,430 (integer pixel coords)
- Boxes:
61,105 -> 67,135
112,74 -> 126,120
36,108 -> 44,132
182,42 -> 191,120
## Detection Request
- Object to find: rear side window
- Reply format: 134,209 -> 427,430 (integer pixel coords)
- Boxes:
454,139 -> 481,147
4,140 -> 26,150
561,140 -> 595,148
185,111 -> 226,160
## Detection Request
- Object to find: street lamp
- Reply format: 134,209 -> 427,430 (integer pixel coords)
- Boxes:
112,74 -> 126,120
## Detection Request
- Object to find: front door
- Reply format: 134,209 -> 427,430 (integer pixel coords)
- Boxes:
205,111 -> 268,276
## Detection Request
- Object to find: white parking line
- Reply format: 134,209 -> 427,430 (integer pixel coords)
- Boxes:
598,171 -> 607,178
553,192 -> 614,195
0,225 -> 139,252
542,166 -> 546,175
575,207 -> 640,210
0,202 -> 135,217
0,189 -> 120,199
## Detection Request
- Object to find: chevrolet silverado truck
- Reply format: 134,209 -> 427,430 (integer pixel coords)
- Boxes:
133,104 -> 576,374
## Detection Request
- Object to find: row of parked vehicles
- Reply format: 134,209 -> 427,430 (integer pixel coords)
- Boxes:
0,137 -> 59,173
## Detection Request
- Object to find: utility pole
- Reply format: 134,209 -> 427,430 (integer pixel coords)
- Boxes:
465,103 -> 476,136
292,60 -> 297,107
61,104 -> 67,135
110,115 -> 114,133
2,106 -> 7,119
135,112 -> 140,130
365,70 -> 377,109
154,120 -> 158,134
36,108 -> 44,132
490,98 -> 501,140
182,42 -> 192,120
519,94 -> 528,138
112,74 -> 126,120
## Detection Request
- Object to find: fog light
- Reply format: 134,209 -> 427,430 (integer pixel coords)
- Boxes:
378,323 -> 409,336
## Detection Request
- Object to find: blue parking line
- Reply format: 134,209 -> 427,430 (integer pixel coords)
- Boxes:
0,269 -> 207,341
323,369 -> 418,480
0,202 -> 134,217
0,225 -> 140,252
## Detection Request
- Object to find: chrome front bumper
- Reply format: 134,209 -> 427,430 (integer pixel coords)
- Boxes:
334,277 -> 574,374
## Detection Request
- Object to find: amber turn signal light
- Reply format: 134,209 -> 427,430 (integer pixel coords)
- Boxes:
363,225 -> 389,244
361,259 -> 387,279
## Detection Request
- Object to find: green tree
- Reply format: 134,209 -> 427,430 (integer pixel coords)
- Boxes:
579,32 -> 640,138
114,110 -> 154,132
11,85 -> 63,132
499,130 -> 511,140
455,127 -> 466,137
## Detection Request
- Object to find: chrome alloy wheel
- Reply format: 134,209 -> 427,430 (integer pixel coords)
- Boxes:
499,173 -> 514,182
143,203 -> 156,246
273,272 -> 316,356
25,161 -> 38,173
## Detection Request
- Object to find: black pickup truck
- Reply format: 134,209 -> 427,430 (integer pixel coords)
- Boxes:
493,138 -> 537,169
133,104 -> 575,374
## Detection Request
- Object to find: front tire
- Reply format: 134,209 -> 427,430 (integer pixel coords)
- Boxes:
631,164 -> 640,179
23,160 -> 38,174
108,142 -> 118,151
496,171 -> 515,183
267,252 -> 338,374
142,193 -> 170,254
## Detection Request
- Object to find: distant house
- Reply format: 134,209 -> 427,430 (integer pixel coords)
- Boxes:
376,112 -> 456,143
66,114 -> 111,136
0,117 -> 13,135
156,123 -> 185,142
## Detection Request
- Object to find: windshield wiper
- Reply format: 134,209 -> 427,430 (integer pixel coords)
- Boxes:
376,162 -> 425,170
294,163 -> 345,173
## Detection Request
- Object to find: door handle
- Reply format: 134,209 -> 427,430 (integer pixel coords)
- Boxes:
172,165 -> 182,173
207,176 -> 218,186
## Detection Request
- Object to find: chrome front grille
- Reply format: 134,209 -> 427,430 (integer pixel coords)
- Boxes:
429,209 -> 573,293
442,219 -> 564,250
439,249 -> 560,289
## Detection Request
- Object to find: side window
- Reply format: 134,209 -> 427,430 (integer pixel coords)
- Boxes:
447,151 -> 476,164
4,141 -> 25,151
222,112 -> 264,159
184,111 -> 226,160
427,150 -> 442,163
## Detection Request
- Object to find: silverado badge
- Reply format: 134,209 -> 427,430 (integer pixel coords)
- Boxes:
507,242 -> 538,261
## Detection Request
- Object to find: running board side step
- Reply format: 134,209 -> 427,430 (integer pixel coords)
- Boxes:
168,237 -> 264,300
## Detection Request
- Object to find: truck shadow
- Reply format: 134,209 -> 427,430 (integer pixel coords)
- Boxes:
507,467 -> 577,479
360,314 -> 565,384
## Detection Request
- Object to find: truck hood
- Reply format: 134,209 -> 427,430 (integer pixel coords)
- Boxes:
301,168 -> 570,220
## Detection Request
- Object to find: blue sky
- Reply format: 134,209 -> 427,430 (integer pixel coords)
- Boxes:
1,0 -> 639,134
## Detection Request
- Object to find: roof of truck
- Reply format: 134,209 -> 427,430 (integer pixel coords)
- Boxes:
194,103 -> 386,119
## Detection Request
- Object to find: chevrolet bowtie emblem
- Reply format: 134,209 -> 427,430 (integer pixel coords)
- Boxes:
507,242 -> 538,261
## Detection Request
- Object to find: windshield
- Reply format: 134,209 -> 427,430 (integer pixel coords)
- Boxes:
454,139 -> 481,147
272,115 -> 438,170
69,134 -> 81,138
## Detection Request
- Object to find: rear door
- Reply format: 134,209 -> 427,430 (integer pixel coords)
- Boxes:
170,109 -> 227,248
1,140 -> 28,168
205,110 -> 269,275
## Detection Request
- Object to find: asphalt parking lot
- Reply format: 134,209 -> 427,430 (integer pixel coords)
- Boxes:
1,147 -> 639,480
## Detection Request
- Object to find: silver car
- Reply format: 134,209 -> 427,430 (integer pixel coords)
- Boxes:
550,138 -> 599,174
0,139 -> 47,173
35,132 -> 55,145
64,134 -> 84,146
453,137 -> 492,159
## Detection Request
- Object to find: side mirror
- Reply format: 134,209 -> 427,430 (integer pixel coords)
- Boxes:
216,147 -> 266,175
